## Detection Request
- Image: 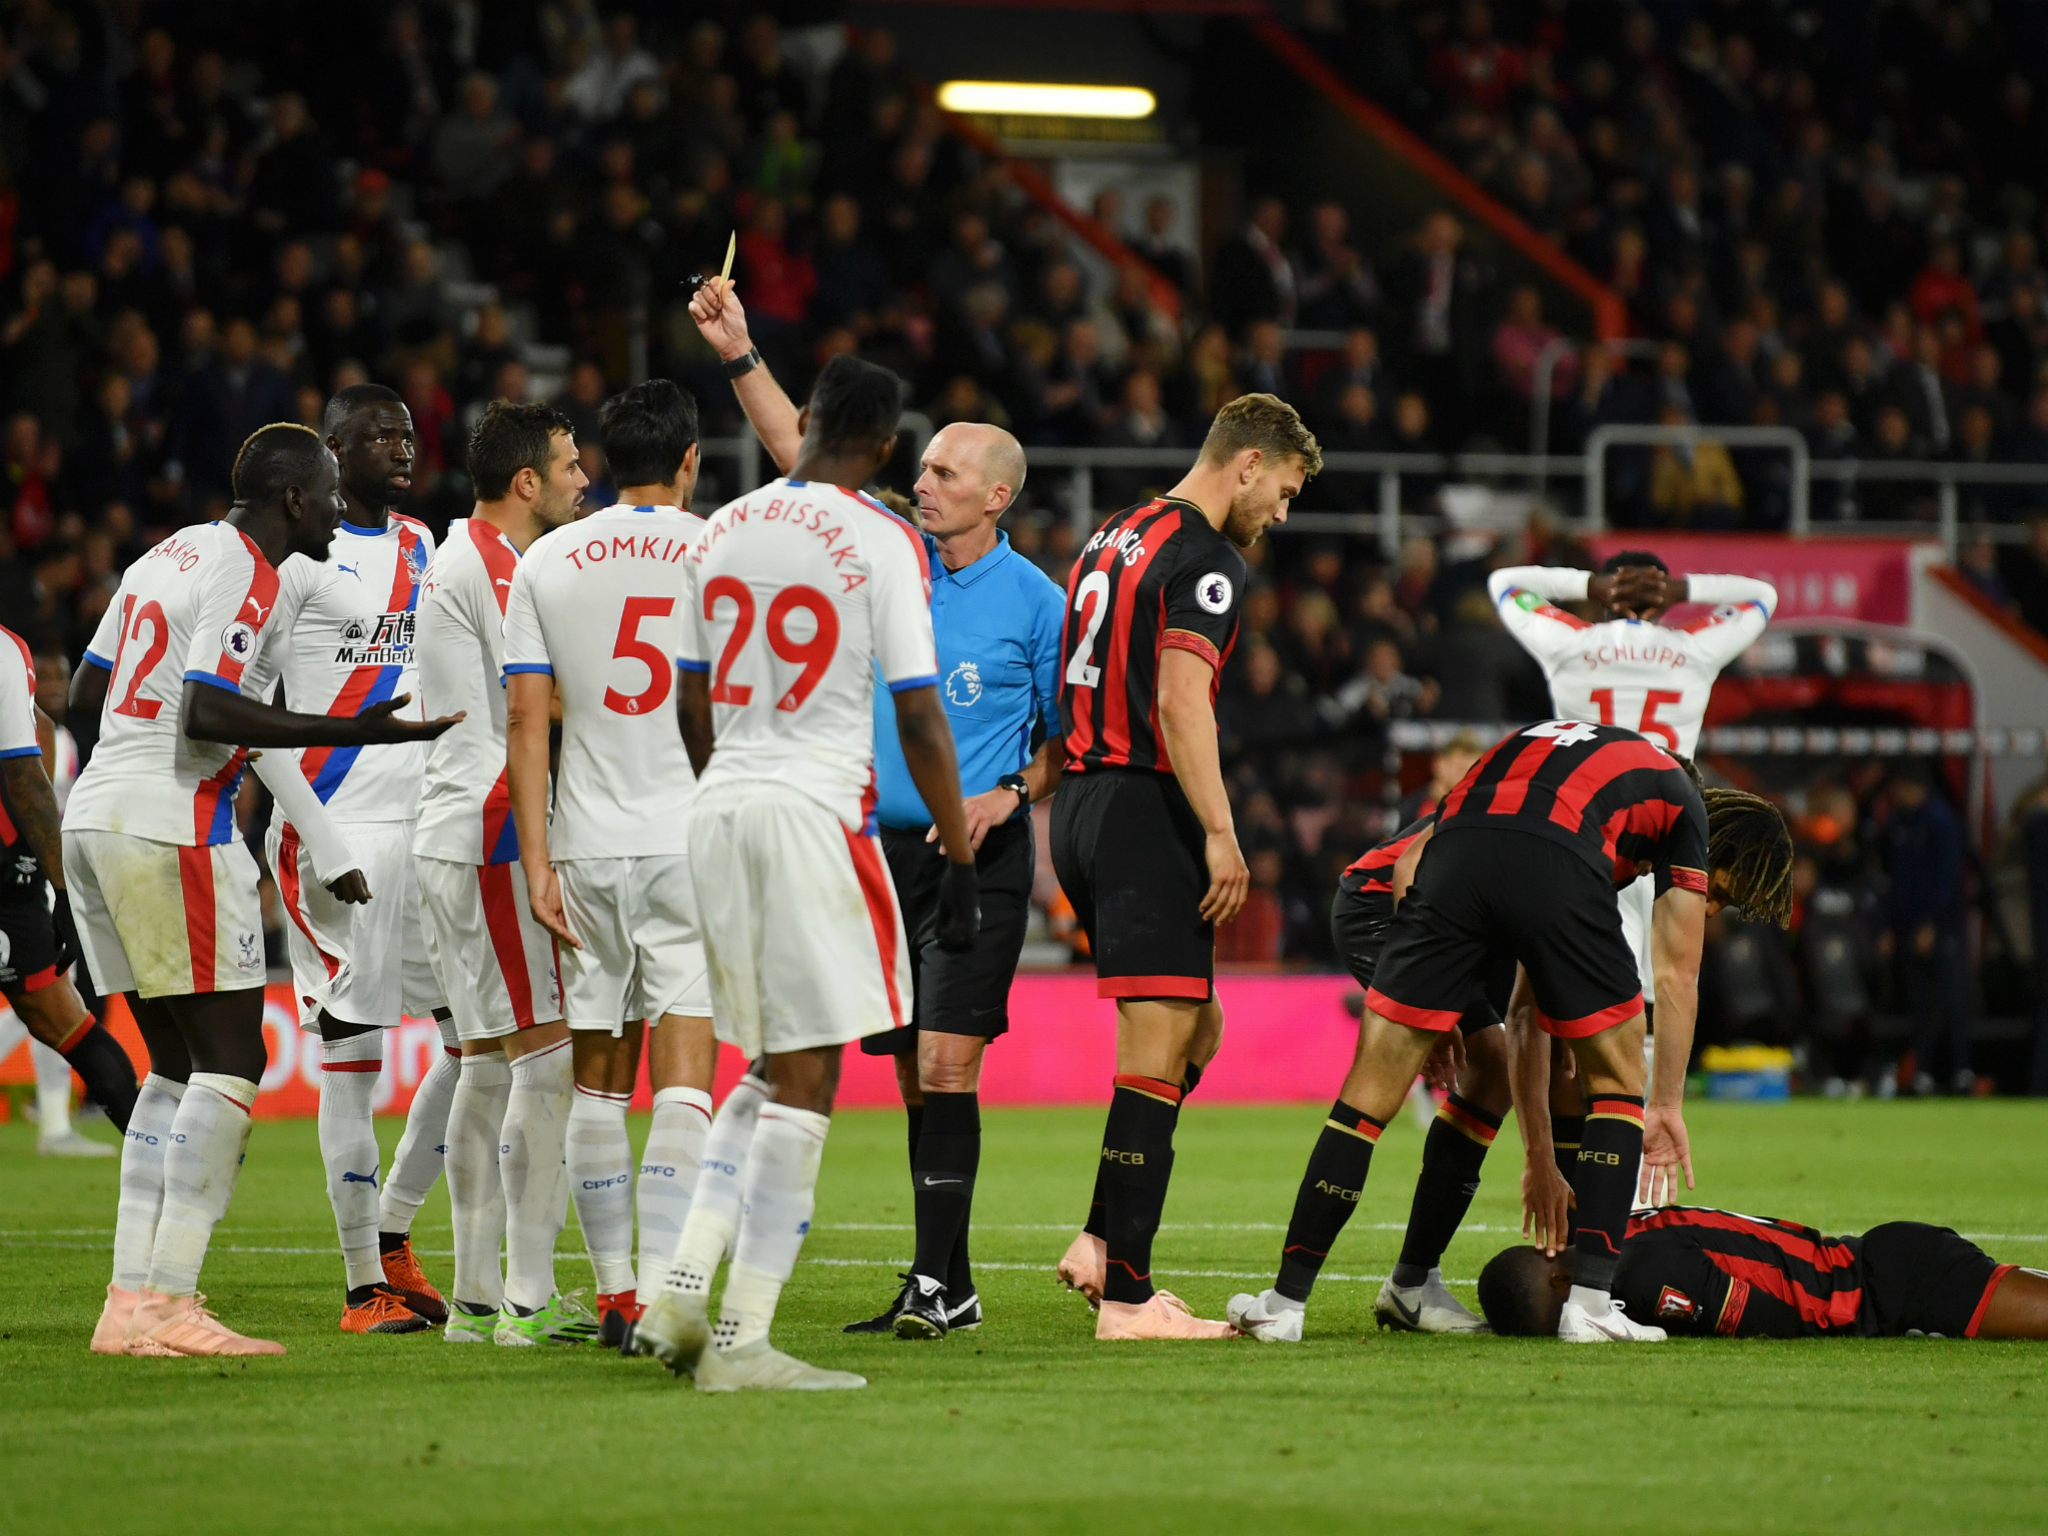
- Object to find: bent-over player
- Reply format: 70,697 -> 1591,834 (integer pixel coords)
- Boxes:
66,425 -> 457,1356
505,378 -> 717,1348
637,354 -> 980,1391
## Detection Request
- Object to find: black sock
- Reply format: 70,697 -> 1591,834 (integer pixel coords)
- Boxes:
345,1282 -> 385,1305
1181,1059 -> 1203,1097
57,1020 -> 138,1132
1569,1096 -> 1644,1294
905,1100 -> 924,1180
1552,1112 -> 1585,1242
1391,1092 -> 1502,1284
1098,1075 -> 1181,1305
1084,1061 -> 1201,1241
911,1091 -> 979,1288
379,1230 -> 408,1252
1276,1100 -> 1384,1303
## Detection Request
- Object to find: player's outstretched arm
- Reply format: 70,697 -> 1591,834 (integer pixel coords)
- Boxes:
893,684 -> 980,952
505,671 -> 577,949
245,748 -> 370,904
1642,886 -> 1705,1205
690,279 -> 803,474
182,680 -> 463,749
1157,646 -> 1247,925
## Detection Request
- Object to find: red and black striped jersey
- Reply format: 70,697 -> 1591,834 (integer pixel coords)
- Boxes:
1059,498 -> 1246,775
1435,720 -> 1708,893
1341,815 -> 1433,891
1616,1206 -> 1868,1338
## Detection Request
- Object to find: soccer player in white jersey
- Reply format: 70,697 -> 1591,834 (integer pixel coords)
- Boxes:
504,379 -> 718,1349
62,426 -> 458,1356
413,400 -> 589,1346
636,354 -> 980,1392
250,384 -> 461,1336
1343,547 -> 1779,1338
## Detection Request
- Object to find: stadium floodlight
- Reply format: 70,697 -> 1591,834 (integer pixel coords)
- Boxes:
936,81 -> 1157,119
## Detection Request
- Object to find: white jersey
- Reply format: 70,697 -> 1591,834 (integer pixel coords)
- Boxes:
66,521 -> 281,846
0,625 -> 36,764
502,503 -> 705,860
1488,566 -> 1777,758
245,515 -> 434,824
412,517 -> 522,866
680,477 -> 937,831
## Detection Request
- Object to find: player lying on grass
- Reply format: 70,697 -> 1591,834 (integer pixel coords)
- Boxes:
1478,1210 -> 2048,1340
1229,724 -> 1793,1344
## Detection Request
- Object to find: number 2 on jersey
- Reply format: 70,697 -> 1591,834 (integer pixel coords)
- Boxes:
702,577 -> 840,712
108,594 -> 169,719
1065,569 -> 1110,688
1588,686 -> 1683,751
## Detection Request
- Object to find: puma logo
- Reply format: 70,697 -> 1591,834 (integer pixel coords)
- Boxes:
336,562 -> 361,580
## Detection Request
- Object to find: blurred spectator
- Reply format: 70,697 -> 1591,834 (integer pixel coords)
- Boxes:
1210,196 -> 1294,335
1882,771 -> 1973,1095
1649,408 -> 1743,527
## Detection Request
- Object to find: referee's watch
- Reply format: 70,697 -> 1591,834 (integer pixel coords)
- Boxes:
721,346 -> 764,379
997,773 -> 1031,816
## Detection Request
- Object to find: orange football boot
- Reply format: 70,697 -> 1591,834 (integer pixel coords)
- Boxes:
341,1285 -> 432,1334
380,1237 -> 447,1324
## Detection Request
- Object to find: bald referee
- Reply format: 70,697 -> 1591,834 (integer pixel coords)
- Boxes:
692,284 -> 1066,1342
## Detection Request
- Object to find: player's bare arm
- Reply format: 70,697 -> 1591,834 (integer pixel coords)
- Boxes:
893,684 -> 980,951
2,746 -> 65,889
504,670 -> 575,948
1642,883 -> 1705,1204
1389,822 -> 1432,905
1157,646 -> 1247,925
676,668 -> 714,775
181,680 -> 462,749
1504,967 -> 1575,1254
690,278 -> 803,471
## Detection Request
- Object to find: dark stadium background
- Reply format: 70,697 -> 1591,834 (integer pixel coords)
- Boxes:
1,0 -> 2046,1100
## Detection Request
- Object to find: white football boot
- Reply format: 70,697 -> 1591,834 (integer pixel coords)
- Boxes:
1373,1270 -> 1490,1334
1226,1289 -> 1304,1342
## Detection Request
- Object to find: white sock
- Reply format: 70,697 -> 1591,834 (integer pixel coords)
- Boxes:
144,1073 -> 257,1297
446,1051 -> 511,1312
1567,1284 -> 1613,1318
659,1074 -> 768,1298
566,1085 -> 635,1296
318,1031 -> 385,1291
637,1086 -> 711,1297
0,1011 -> 24,1060
500,1038 -> 572,1312
716,1103 -> 830,1352
32,1039 -> 75,1137
111,1074 -> 185,1292
380,1026 -> 460,1237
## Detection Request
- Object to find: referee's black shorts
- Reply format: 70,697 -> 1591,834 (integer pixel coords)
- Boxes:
1330,869 -> 1513,1035
1049,767 -> 1212,1002
860,815 -> 1035,1055
1366,825 -> 1641,1037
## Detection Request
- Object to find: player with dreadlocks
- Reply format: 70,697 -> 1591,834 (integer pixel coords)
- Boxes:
1229,721 -> 1794,1344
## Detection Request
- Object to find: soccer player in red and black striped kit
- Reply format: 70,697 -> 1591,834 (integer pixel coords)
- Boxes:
1048,394 -> 1321,1340
1232,720 -> 1792,1343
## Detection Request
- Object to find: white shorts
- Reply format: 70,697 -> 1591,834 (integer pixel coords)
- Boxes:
1618,874 -> 1656,1004
266,819 -> 444,1032
414,854 -> 563,1043
687,782 -> 911,1059
62,829 -> 267,999
557,855 -> 711,1031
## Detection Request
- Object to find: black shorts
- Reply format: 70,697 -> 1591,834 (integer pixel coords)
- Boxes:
1366,826 -> 1642,1037
0,881 -> 58,995
1331,871 -> 1512,1035
1049,768 -> 1211,1001
1857,1222 -> 2013,1338
860,816 -> 1035,1055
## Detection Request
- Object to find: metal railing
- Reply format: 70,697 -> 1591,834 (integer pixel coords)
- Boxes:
696,427 -> 2048,559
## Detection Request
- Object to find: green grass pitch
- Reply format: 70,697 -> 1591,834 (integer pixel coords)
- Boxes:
4,1098 -> 2046,1535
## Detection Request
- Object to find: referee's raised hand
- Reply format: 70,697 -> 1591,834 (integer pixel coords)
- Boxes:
1199,827 -> 1250,925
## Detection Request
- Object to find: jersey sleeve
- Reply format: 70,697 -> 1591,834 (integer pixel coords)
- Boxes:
1615,1231 -> 1765,1337
1675,574 -> 1776,670
1489,566 -> 1592,668
676,550 -> 709,672
1159,541 -> 1246,670
238,557 -> 312,703
1654,779 -> 1711,896
499,558 -> 552,678
867,512 -> 939,690
0,631 -> 38,758
1029,568 -> 1066,733
183,540 -> 282,695
83,596 -> 123,672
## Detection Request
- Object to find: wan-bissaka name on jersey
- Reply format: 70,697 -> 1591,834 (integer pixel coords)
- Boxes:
1058,497 -> 1246,776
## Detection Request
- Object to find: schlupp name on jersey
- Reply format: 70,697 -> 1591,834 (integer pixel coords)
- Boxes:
1578,637 -> 1692,672
335,610 -> 416,665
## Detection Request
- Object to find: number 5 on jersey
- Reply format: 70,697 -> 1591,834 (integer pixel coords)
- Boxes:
702,577 -> 842,711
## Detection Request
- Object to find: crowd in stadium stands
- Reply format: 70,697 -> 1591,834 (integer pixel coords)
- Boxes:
0,3 -> 2040,1078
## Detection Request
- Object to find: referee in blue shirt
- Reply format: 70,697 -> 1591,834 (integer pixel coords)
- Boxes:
848,423 -> 1066,1339
686,283 -> 1065,1341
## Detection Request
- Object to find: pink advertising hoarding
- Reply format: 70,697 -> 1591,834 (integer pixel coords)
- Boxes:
1585,533 -> 1927,626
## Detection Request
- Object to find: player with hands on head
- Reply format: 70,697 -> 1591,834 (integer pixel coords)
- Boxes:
1047,393 -> 1319,1340
503,379 -> 723,1350
63,424 -> 460,1358
637,354 -> 978,1391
